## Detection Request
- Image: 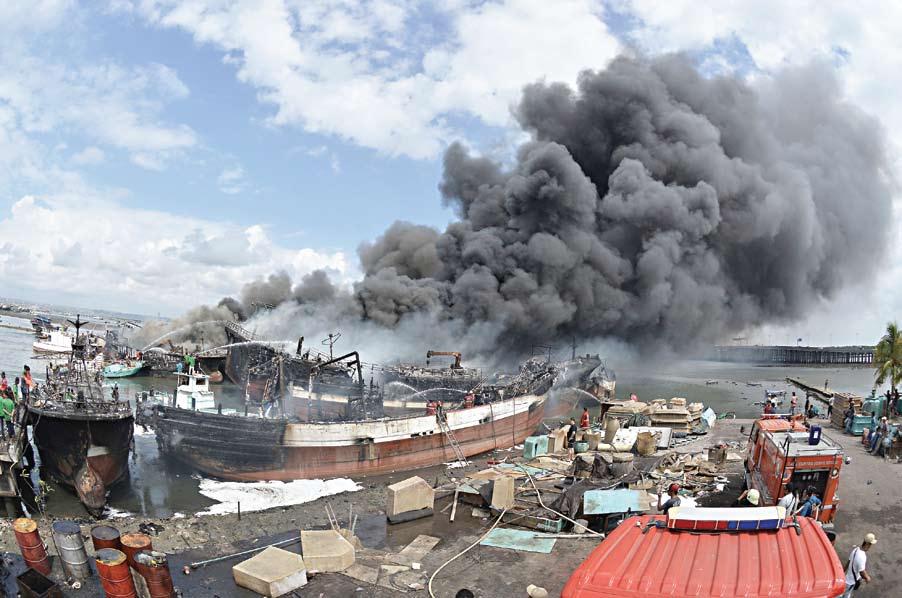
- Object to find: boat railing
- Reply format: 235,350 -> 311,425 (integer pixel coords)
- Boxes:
33,398 -> 132,415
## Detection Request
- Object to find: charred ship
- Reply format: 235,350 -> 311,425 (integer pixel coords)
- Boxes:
138,357 -> 556,481
26,317 -> 133,515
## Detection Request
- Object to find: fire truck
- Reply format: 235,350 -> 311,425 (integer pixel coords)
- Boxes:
745,415 -> 844,525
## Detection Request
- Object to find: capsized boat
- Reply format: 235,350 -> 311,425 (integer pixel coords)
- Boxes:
138,356 -> 556,481
102,360 -> 145,378
26,316 -> 133,516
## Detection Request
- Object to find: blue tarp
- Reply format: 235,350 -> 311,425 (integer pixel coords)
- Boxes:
583,488 -> 645,515
480,528 -> 557,553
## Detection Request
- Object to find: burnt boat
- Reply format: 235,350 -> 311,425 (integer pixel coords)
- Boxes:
290,350 -> 485,418
379,350 -> 483,408
221,322 -> 356,403
139,359 -> 555,481
26,316 -> 133,515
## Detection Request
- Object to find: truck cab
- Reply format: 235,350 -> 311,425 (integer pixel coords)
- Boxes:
745,416 -> 843,525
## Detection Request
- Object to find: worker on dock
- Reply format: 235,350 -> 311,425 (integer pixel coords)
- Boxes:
790,392 -> 799,415
868,417 -> 889,455
0,391 -> 13,438
842,533 -> 876,596
567,418 -> 578,459
657,483 -> 681,515
778,486 -> 801,515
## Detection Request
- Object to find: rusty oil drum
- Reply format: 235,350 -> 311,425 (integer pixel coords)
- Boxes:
134,550 -> 176,598
13,518 -> 51,575
120,532 -> 152,569
95,548 -> 137,598
91,525 -> 122,552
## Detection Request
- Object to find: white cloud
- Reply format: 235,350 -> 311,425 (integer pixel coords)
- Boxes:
125,0 -> 621,159
217,165 -> 246,194
71,146 -> 105,165
0,194 -> 351,315
0,0 -> 196,173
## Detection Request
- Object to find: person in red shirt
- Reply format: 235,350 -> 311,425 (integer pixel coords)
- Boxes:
580,407 -> 590,429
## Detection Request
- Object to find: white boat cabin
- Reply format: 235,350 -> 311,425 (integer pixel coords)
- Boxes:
174,369 -> 216,410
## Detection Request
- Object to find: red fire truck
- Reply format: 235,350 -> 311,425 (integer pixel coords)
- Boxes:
745,416 -> 844,525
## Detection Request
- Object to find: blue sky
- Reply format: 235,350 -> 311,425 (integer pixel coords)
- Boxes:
0,0 -> 900,344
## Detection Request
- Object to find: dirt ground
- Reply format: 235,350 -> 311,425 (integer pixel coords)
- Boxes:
828,427 -> 902,596
2,417 -> 899,597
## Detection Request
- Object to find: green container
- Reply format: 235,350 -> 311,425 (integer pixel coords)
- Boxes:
573,441 -> 589,453
523,436 -> 549,460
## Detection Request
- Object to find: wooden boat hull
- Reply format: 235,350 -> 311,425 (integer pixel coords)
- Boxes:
27,410 -> 133,514
150,393 -> 548,481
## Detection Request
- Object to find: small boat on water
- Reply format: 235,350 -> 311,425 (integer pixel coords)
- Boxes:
102,361 -> 145,378
26,316 -> 133,516
30,314 -> 53,334
32,330 -> 73,354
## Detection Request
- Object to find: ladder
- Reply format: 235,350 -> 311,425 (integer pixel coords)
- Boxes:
437,415 -> 467,467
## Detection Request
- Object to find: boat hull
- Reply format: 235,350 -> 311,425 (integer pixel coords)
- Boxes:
103,362 -> 145,378
27,411 -> 133,514
150,393 -> 547,481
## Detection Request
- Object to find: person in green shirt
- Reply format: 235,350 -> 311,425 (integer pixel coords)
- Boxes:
0,395 -> 15,438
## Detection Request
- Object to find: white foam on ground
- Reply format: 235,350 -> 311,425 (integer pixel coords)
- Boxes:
103,506 -> 133,519
444,460 -> 471,469
196,477 -> 362,516
132,424 -> 155,437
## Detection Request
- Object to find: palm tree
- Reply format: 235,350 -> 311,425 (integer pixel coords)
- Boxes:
874,322 -> 902,417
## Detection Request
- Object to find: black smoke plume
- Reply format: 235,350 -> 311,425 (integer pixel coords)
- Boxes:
167,55 -> 893,359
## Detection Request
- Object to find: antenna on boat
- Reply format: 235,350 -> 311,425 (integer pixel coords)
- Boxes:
321,332 -> 341,359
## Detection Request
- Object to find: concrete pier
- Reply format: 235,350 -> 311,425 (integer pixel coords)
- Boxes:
712,344 -> 875,365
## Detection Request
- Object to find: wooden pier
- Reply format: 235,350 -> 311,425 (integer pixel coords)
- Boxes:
712,345 -> 874,365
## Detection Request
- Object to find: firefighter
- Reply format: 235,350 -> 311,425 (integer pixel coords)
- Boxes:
796,487 -> 822,519
736,488 -> 760,507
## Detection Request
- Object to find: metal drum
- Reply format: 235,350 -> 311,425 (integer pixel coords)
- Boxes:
51,520 -> 90,580
13,518 -> 51,575
120,533 -> 152,569
95,548 -> 137,598
91,525 -> 122,552
134,550 -> 176,598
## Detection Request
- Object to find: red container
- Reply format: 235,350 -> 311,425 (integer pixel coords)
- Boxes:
120,533 -> 152,569
95,548 -> 137,598
562,515 -> 845,597
13,518 -> 51,575
91,525 -> 122,552
134,550 -> 176,598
